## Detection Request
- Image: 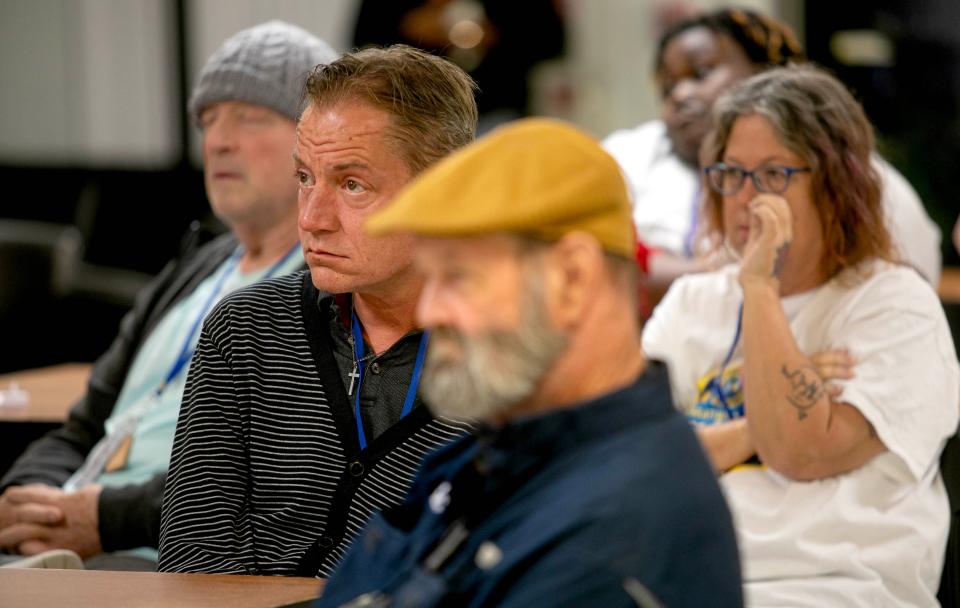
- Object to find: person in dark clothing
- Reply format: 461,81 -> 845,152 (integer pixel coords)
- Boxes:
352,0 -> 565,124
0,21 -> 335,569
317,118 -> 742,607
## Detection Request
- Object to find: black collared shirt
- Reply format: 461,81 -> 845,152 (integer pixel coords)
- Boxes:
326,294 -> 424,443
159,273 -> 471,577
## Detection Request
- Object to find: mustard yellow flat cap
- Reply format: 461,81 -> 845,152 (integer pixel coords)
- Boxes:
365,117 -> 634,258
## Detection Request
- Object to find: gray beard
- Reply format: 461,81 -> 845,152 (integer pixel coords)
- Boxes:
421,284 -> 568,422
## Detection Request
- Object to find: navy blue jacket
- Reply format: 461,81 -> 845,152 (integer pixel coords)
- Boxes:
317,362 -> 742,608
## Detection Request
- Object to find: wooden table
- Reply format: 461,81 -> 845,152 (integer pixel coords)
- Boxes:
0,569 -> 323,608
0,363 -> 92,479
0,363 -> 91,422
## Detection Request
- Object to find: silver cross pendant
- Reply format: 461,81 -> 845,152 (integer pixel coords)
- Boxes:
348,363 -> 360,396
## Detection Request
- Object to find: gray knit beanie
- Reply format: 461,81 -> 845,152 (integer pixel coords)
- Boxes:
189,20 -> 338,124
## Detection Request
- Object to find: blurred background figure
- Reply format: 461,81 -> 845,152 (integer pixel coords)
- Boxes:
352,0 -> 566,132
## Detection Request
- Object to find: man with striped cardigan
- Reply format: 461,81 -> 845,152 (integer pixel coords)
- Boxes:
158,45 -> 479,577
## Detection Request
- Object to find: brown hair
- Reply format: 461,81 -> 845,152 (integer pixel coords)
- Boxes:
304,45 -> 478,174
701,64 -> 893,279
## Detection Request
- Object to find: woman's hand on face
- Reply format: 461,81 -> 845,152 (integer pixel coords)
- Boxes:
738,193 -> 793,289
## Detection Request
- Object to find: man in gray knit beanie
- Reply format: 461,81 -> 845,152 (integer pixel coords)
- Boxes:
0,21 -> 336,571
189,20 -> 337,123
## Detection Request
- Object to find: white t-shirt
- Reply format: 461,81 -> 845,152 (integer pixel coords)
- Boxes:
602,119 -> 943,284
603,120 -> 701,256
642,262 -> 960,607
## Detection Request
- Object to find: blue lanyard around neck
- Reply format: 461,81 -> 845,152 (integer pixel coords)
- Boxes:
708,301 -> 744,420
683,184 -> 701,258
156,242 -> 300,397
350,307 -> 429,451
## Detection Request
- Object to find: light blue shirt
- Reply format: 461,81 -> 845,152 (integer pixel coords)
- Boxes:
97,248 -> 303,492
94,247 -> 302,559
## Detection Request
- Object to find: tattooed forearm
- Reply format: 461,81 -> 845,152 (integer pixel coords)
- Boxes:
780,363 -> 824,420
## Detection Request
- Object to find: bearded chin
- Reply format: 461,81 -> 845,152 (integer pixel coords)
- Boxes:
421,295 -> 567,423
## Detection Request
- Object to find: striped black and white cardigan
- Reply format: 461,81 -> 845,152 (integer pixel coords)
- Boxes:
157,271 -> 470,577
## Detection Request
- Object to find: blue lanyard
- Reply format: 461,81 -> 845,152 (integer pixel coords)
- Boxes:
350,307 -> 429,451
708,301 -> 744,420
683,184 -> 701,258
155,242 -> 300,397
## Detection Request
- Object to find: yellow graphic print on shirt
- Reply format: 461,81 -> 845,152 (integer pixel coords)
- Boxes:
689,362 -> 745,425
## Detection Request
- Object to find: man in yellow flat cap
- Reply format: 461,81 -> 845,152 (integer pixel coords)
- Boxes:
316,118 -> 742,608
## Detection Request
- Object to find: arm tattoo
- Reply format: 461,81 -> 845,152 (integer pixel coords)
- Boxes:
780,363 -> 824,420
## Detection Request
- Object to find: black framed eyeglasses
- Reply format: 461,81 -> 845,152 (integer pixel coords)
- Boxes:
703,163 -> 811,196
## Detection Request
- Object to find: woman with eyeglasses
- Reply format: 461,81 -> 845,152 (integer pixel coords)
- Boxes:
642,65 -> 959,606
603,8 -> 941,306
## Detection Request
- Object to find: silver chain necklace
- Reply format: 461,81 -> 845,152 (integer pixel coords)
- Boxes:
347,337 -> 377,396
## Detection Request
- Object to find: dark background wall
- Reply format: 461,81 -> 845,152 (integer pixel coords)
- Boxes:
805,0 -> 960,268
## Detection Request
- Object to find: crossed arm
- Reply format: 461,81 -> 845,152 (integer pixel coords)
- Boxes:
737,283 -> 884,480
697,289 -> 885,479
696,195 -> 885,480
